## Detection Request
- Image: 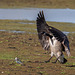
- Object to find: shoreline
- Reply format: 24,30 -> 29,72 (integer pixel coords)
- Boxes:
0,0 -> 75,9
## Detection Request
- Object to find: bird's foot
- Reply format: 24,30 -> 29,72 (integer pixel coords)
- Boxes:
45,60 -> 50,63
52,61 -> 56,63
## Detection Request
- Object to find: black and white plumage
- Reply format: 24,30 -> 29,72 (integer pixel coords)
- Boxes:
36,11 -> 71,64
15,57 -> 23,64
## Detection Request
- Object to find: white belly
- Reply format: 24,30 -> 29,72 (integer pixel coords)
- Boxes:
49,37 -> 62,54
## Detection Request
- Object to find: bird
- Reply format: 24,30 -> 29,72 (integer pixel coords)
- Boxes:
15,57 -> 23,64
36,11 -> 71,64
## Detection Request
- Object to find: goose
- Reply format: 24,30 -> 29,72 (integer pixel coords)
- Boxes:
36,11 -> 71,64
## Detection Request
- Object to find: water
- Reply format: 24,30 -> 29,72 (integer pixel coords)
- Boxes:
0,8 -> 75,34
0,8 -> 75,23
0,29 -> 75,35
18,22 -> 35,24
0,29 -> 36,34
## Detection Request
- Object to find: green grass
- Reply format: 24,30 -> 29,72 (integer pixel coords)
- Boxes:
0,20 -> 75,33
0,51 -> 15,59
0,19 -> 75,60
0,20 -> 36,34
70,56 -> 75,59
0,19 -> 75,75
47,22 -> 75,32
61,71 -> 65,74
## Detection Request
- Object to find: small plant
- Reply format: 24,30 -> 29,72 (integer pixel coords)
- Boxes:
61,72 -> 65,74
36,66 -> 44,69
37,71 -> 44,75
0,41 -> 3,43
70,56 -> 75,59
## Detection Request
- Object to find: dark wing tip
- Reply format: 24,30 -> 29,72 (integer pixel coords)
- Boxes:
36,10 -> 45,22
39,10 -> 44,18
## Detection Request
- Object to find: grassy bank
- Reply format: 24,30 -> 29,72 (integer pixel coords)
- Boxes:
0,0 -> 75,9
0,20 -> 75,32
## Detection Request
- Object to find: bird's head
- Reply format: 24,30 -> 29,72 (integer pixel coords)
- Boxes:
58,54 -> 67,64
15,57 -> 18,61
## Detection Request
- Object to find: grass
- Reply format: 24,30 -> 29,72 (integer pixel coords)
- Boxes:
47,22 -> 75,32
0,20 -> 75,33
61,71 -> 65,74
0,0 -> 75,73
0,19 -> 75,75
0,0 -> 75,9
0,52 -> 14,59
0,20 -> 36,33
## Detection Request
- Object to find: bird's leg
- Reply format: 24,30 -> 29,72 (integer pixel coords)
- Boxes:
45,52 -> 53,63
52,56 -> 60,63
45,56 -> 52,63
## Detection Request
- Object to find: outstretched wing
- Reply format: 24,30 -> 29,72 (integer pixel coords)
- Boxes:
36,11 -> 52,50
36,11 -> 70,56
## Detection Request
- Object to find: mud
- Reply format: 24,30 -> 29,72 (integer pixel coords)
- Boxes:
0,31 -> 75,75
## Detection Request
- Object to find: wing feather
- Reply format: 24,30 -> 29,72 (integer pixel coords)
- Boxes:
36,11 -> 70,54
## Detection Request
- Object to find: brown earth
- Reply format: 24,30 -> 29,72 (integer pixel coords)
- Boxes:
0,31 -> 75,75
0,0 -> 75,8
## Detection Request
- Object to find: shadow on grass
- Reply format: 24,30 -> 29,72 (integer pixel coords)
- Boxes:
66,65 -> 75,67
27,60 -> 45,63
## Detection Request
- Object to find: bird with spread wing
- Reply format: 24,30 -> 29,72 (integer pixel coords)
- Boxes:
36,11 -> 71,64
